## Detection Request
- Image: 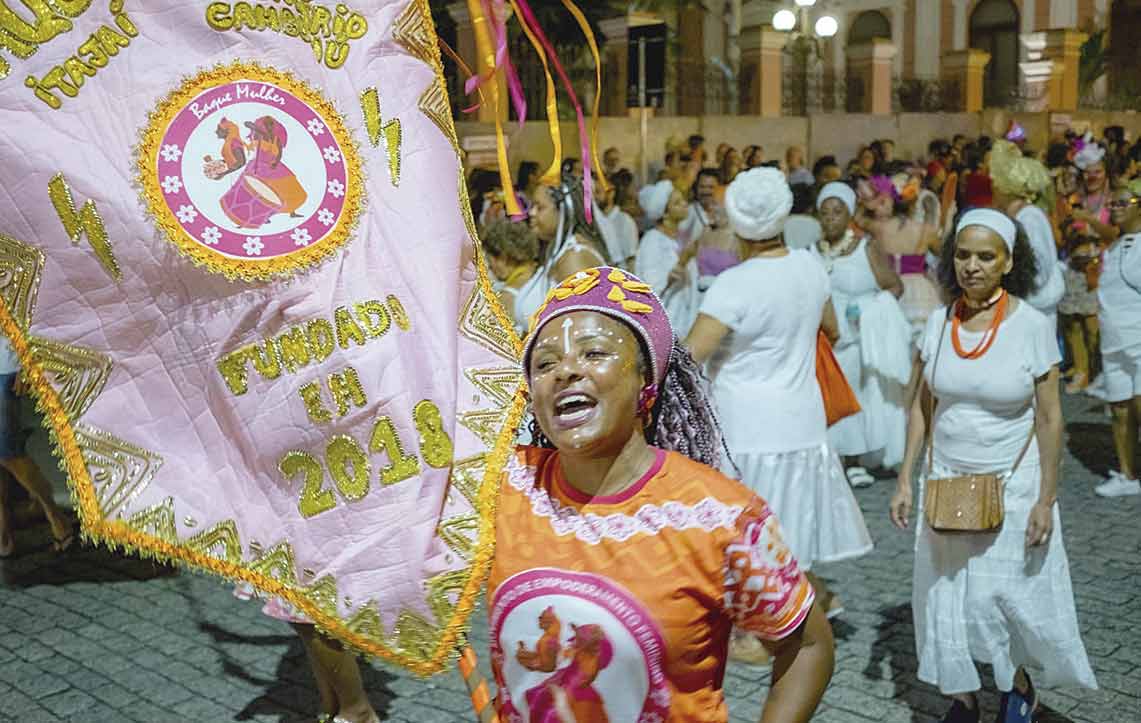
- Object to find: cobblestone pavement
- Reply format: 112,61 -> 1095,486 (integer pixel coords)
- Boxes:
0,395 -> 1137,722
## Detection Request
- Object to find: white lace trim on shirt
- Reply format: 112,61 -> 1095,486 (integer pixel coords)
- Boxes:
506,454 -> 745,544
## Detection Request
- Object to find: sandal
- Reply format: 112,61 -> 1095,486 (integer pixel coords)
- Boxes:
51,520 -> 79,554
998,673 -> 1038,723
846,466 -> 874,488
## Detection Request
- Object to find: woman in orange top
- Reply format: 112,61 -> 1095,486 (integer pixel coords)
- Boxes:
489,266 -> 834,722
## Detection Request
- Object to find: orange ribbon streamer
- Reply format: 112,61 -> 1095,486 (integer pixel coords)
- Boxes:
465,0 -> 522,218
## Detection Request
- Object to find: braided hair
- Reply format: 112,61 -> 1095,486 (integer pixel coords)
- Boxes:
545,173 -> 609,264
528,338 -> 737,474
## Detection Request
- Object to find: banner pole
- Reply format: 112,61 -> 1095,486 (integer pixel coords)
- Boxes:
457,642 -> 500,723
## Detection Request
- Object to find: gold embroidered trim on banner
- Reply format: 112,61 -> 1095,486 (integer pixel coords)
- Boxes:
465,366 -> 525,407
0,232 -> 44,331
27,336 -> 112,421
458,407 -> 512,448
74,423 -> 165,520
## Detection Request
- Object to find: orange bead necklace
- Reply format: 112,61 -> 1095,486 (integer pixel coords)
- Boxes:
951,289 -> 1008,359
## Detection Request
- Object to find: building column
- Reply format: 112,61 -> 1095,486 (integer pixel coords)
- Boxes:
1019,32 -> 1054,112
740,26 -> 786,118
846,39 -> 897,115
942,48 -> 991,112
952,0 -> 970,51
677,4 -> 706,115
1050,0 -> 1079,27
446,1 -> 508,124
1039,28 -> 1088,111
890,0 -> 905,77
598,17 -> 630,116
1021,0 -> 1037,33
914,0 -> 941,79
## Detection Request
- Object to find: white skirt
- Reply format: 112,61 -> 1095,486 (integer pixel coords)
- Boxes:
914,459 -> 1098,695
730,443 -> 874,570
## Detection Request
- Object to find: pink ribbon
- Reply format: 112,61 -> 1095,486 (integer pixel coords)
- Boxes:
511,0 -> 595,222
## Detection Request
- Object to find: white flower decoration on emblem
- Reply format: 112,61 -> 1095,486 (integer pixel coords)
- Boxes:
175,205 -> 198,224
307,118 -> 325,136
291,228 -> 312,247
327,179 -> 345,198
322,146 -> 341,164
317,208 -> 335,226
243,237 -> 264,256
200,227 -> 222,246
160,144 -> 183,162
161,175 -> 183,194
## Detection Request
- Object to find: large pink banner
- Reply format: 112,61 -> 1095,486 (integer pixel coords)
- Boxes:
0,0 -> 521,674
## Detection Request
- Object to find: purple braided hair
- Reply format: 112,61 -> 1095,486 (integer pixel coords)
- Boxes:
528,339 -> 738,475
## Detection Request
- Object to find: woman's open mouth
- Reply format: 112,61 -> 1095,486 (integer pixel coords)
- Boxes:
552,391 -> 598,429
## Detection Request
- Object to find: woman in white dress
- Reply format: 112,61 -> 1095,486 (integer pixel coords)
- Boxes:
1094,181 -> 1141,498
686,168 -> 874,638
989,141 -> 1065,327
813,182 -> 909,487
513,175 -> 609,331
634,179 -> 689,296
890,209 -> 1096,723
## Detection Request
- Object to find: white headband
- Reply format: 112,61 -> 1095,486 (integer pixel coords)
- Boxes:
816,182 -> 856,216
956,208 -> 1017,252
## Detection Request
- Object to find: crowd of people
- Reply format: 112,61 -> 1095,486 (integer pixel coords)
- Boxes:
0,123 -> 1136,723
465,124 -> 1141,722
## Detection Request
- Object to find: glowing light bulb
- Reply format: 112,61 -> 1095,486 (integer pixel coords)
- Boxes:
795,0 -> 817,7
773,9 -> 796,31
815,15 -> 838,38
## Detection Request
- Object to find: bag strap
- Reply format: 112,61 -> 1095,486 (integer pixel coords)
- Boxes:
925,303 -> 1036,477
924,308 -> 950,474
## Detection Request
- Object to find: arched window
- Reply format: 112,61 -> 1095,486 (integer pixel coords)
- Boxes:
848,10 -> 891,45
970,0 -> 1020,106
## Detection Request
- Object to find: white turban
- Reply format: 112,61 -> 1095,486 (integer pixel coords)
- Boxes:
816,181 -> 856,216
638,180 -> 675,224
956,208 -> 1017,252
725,167 -> 793,241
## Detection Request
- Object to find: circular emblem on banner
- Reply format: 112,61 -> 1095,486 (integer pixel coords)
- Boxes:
137,62 -> 364,280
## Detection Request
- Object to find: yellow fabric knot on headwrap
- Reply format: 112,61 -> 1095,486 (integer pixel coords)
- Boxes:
990,140 -> 1052,202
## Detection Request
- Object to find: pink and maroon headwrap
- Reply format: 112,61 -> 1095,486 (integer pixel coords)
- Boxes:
521,267 -> 674,386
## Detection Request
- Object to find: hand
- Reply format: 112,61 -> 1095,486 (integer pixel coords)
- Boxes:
12,375 -> 25,397
1025,501 -> 1053,547
889,482 -> 913,530
1071,208 -> 1093,223
667,263 -> 687,287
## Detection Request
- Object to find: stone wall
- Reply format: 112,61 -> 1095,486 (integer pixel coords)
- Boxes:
456,111 -> 987,176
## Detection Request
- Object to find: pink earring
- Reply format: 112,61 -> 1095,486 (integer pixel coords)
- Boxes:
638,384 -> 658,418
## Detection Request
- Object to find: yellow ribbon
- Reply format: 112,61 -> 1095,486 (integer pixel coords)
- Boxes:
557,0 -> 608,192
507,0 -> 561,184
466,0 -> 522,217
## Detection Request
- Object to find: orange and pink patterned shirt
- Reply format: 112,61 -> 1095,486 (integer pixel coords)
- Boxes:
488,446 -> 815,722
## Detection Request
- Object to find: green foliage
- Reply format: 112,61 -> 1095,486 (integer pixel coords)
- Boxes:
1079,28 -> 1108,97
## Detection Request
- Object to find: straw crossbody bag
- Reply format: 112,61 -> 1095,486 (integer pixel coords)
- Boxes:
923,310 -> 1035,533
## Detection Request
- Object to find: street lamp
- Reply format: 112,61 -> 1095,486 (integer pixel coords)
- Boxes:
771,2 -> 839,114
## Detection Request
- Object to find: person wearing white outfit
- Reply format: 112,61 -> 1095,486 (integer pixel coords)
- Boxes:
513,175 -> 610,332
633,180 -> 706,340
1095,182 -> 1141,497
812,183 -> 909,487
890,209 -> 1097,723
592,180 -> 639,270
686,168 -> 874,637
989,141 -> 1065,327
